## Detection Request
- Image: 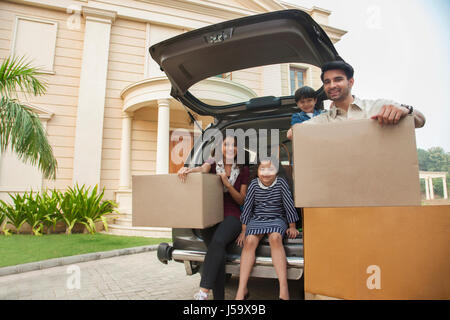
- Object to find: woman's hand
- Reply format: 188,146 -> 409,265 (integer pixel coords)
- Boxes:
286,226 -> 300,239
177,167 -> 192,182
236,230 -> 246,247
216,172 -> 231,188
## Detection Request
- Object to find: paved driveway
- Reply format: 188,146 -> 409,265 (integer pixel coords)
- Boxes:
0,251 -> 303,300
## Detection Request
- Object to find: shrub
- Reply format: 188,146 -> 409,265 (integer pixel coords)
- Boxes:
0,195 -> 28,233
59,185 -> 116,234
39,190 -> 62,234
75,185 -> 115,234
22,191 -> 48,236
0,185 -> 117,235
0,208 -> 9,235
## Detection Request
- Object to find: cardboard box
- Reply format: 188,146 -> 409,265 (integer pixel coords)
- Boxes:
304,206 -> 450,300
132,173 -> 224,229
292,116 -> 421,207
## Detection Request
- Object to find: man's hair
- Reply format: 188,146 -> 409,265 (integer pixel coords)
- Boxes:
294,86 -> 316,103
320,61 -> 354,82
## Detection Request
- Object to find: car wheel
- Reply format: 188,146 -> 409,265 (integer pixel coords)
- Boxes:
157,243 -> 173,264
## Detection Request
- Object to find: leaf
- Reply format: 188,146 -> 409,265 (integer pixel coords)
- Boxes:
0,55 -> 56,180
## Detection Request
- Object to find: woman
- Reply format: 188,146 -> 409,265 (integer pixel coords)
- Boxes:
177,135 -> 249,300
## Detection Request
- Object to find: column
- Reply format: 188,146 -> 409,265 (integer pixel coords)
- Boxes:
119,112 -> 133,190
443,177 -> 448,199
156,99 -> 170,174
429,177 -> 434,200
424,178 -> 430,200
72,7 -> 116,186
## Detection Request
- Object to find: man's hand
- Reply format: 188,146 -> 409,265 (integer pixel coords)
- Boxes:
371,104 -> 408,126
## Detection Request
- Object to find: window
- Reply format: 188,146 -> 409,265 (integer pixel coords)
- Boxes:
11,16 -> 58,73
290,67 -> 305,95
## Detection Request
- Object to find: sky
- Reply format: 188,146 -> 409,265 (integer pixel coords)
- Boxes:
285,0 -> 450,152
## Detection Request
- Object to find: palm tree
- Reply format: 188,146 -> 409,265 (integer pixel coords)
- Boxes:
0,56 -> 57,179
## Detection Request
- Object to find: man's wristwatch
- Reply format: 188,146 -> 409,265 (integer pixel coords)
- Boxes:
401,104 -> 413,115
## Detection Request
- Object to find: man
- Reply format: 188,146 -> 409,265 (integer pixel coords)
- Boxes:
296,61 -> 426,128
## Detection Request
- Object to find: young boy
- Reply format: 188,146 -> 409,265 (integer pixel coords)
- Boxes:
287,86 -> 324,140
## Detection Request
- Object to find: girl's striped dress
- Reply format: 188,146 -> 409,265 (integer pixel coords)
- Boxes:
241,177 -> 299,236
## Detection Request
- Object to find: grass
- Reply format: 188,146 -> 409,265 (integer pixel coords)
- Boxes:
0,233 -> 171,268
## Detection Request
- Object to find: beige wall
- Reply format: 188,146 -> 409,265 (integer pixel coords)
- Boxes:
0,0 -> 345,202
232,66 -> 263,96
0,1 -> 83,192
101,18 -> 146,200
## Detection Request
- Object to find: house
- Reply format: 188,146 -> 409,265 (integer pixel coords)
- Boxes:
0,0 -> 346,236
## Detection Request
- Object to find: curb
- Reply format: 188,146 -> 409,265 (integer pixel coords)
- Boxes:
0,244 -> 161,277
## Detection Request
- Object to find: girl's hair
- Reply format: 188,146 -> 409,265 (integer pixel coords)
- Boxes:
257,155 -> 280,172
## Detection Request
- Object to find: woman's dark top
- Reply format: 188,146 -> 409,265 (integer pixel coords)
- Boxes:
206,159 -> 250,219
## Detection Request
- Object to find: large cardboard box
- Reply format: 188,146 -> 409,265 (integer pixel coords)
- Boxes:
132,173 -> 224,229
304,206 -> 450,300
292,116 -> 421,207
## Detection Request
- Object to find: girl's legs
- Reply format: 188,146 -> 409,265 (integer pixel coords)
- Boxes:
199,216 -> 242,299
268,232 -> 289,300
235,234 -> 264,300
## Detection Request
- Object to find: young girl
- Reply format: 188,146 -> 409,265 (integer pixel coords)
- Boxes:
235,158 -> 299,300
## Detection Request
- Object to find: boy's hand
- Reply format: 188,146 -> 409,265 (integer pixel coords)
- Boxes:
286,227 -> 299,239
287,128 -> 293,140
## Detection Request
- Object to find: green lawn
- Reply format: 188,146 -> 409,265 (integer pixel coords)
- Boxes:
0,234 -> 171,268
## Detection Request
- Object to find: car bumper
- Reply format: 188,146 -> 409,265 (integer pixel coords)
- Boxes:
170,248 -> 304,280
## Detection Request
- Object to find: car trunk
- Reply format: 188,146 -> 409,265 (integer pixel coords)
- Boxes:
149,9 -> 341,119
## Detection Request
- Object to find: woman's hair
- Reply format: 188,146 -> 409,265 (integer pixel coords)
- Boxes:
209,134 -> 245,169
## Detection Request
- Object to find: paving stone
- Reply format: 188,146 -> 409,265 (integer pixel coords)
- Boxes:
0,250 -> 303,300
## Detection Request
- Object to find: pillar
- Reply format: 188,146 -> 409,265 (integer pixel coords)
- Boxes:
119,112 -> 133,190
156,99 -> 170,174
424,178 -> 430,200
429,177 -> 434,200
72,7 -> 116,186
443,176 -> 448,199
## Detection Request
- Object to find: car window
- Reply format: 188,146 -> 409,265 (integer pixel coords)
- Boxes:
198,126 -> 291,167
190,62 -> 322,107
